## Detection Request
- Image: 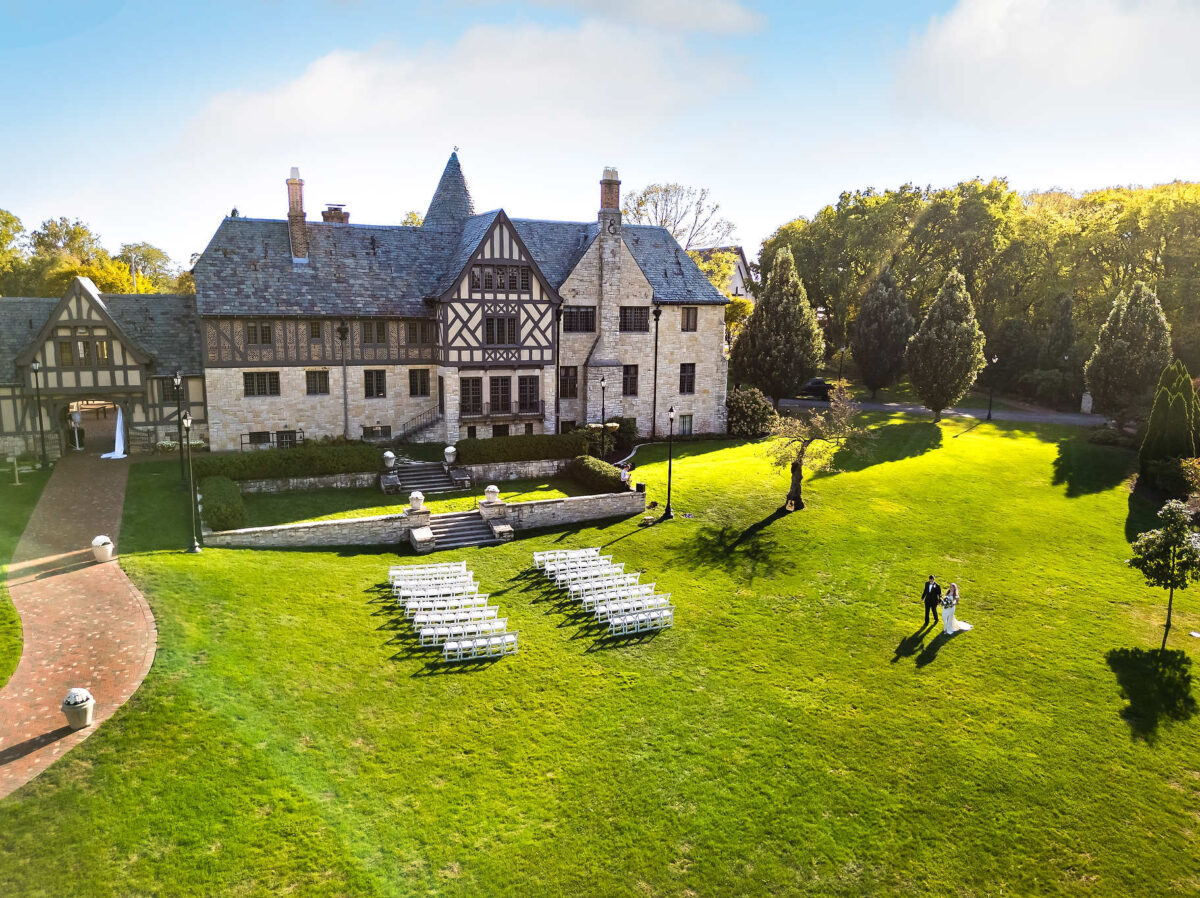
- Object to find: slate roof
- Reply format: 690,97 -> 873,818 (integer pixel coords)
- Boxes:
423,151 -> 475,230
0,292 -> 201,382
194,154 -> 728,317
98,294 -> 204,374
0,297 -> 59,382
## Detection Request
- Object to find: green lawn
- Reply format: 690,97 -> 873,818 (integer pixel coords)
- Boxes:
2,422 -> 1199,896
241,476 -> 587,527
0,468 -> 50,688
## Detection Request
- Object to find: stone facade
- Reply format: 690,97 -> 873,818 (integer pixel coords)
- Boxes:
204,363 -> 438,452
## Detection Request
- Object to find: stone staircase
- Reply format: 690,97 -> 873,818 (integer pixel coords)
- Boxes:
427,511 -> 503,550
398,462 -> 458,494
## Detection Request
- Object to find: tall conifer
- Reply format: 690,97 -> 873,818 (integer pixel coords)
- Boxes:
1085,282 -> 1173,424
730,247 -> 824,405
851,268 -> 914,399
905,271 -> 987,421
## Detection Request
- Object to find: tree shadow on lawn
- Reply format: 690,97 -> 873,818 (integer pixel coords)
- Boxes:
669,507 -> 796,581
1106,648 -> 1197,742
1052,438 -> 1136,498
1125,486 -> 1164,543
813,422 -> 942,479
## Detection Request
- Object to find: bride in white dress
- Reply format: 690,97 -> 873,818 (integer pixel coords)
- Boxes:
941,583 -> 973,635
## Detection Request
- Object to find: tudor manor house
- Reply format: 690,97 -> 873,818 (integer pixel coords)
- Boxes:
0,154 -> 728,458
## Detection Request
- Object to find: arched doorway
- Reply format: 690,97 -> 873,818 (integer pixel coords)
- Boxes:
58,399 -> 125,455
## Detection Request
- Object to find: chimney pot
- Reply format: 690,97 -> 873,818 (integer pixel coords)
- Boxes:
322,204 -> 350,224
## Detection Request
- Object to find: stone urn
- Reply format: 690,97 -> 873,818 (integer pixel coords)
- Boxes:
484,484 -> 500,504
62,687 -> 95,730
444,445 -> 457,466
91,535 -> 114,563
382,450 -> 397,470
409,490 -> 425,512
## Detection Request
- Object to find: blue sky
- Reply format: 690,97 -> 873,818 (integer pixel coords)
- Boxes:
3,0 -> 1198,266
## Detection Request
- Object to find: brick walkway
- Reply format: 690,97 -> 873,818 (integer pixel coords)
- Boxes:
0,453 -> 156,799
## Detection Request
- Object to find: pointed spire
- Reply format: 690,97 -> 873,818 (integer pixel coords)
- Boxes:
423,151 -> 475,230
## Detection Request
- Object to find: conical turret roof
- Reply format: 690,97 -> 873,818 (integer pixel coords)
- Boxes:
423,151 -> 475,230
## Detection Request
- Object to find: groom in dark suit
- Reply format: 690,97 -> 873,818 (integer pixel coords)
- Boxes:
921,575 -> 942,627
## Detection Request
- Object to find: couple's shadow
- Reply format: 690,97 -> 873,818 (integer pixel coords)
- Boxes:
891,620 -> 955,667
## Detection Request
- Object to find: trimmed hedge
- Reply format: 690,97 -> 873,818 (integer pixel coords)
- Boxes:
199,476 -> 246,531
456,431 -> 589,465
568,455 -> 627,493
194,440 -> 381,481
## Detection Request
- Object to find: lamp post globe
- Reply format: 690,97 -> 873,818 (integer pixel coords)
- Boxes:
173,371 -> 186,487
182,411 -> 202,553
661,406 -> 676,521
986,354 -> 999,421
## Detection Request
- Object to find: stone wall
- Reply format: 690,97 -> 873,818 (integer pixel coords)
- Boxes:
502,490 -> 646,531
237,472 -> 379,494
203,508 -> 426,548
460,457 -> 569,483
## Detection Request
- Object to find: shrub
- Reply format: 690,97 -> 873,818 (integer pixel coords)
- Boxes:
1142,457 -> 1200,497
198,476 -> 246,531
567,455 -> 627,493
727,387 -> 777,437
194,439 -> 382,480
456,431 -> 589,465
1087,426 -> 1140,450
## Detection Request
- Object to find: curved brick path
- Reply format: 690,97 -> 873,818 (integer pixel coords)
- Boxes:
0,454 -> 156,799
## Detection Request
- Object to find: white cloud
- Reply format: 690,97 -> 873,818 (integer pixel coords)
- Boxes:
896,0 -> 1200,124
464,0 -> 763,34
75,19 -> 734,259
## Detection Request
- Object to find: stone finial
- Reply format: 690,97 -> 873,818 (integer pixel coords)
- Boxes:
409,490 -> 425,512
484,484 -> 500,504
444,445 -> 457,465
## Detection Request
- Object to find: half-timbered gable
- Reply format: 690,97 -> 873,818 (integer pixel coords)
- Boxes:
0,278 -> 206,459
438,211 -> 560,368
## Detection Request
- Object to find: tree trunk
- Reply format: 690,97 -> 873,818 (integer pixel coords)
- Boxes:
932,408 -> 943,423
785,459 -> 805,510
1162,584 -> 1174,651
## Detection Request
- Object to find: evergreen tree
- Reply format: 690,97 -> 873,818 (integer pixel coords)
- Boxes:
905,270 -> 987,421
1042,293 -> 1076,369
1085,282 -> 1173,425
851,268 -> 913,399
730,247 -> 824,406
1140,360 -> 1199,470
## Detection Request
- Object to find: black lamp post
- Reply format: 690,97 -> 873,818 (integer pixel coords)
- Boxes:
30,360 -> 47,470
183,411 -> 202,553
837,345 -> 848,382
336,320 -> 350,439
651,304 -> 662,439
1060,354 -> 1069,407
661,406 -> 676,521
986,354 -> 999,421
173,371 -> 186,487
599,375 -> 608,459
554,306 -> 563,434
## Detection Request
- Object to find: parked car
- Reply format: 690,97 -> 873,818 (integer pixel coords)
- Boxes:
797,377 -> 833,401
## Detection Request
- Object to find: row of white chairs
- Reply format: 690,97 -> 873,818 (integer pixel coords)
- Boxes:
419,617 -> 508,646
544,554 -> 612,576
534,548 -> 674,638
444,632 -> 519,661
404,594 -> 489,617
389,560 -> 466,582
412,606 -> 499,628
608,607 -> 674,636
579,582 -> 656,611
533,547 -> 599,569
389,561 -> 519,663
395,580 -> 480,601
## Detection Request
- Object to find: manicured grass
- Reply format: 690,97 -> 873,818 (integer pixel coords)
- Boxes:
0,468 -> 50,688
3,422 -> 1199,896
241,476 -> 587,527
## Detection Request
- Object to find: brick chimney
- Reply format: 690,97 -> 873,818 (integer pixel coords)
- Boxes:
287,166 -> 308,261
321,204 -> 349,224
600,166 -> 620,213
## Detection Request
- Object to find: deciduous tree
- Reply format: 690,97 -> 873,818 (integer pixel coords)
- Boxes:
905,271 -> 987,421
622,183 -> 735,249
1128,500 -> 1200,649
730,247 -> 824,406
767,383 -> 863,510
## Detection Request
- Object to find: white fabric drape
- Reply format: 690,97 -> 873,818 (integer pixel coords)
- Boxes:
101,406 -> 127,459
